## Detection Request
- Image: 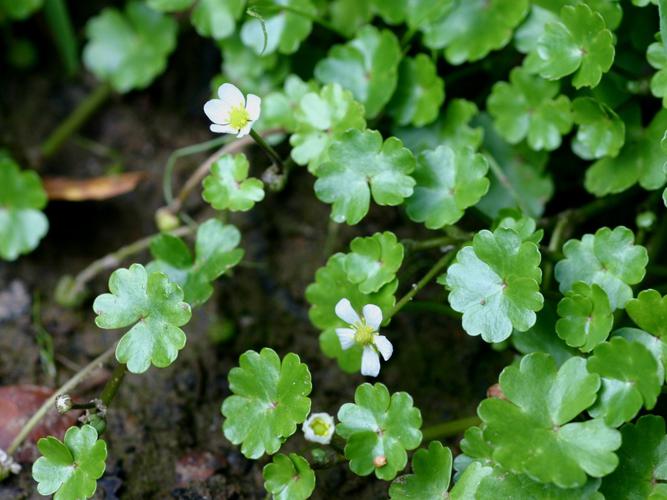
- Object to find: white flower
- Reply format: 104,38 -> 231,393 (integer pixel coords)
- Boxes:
334,298 -> 393,377
303,412 -> 335,445
0,448 -> 20,480
204,83 -> 261,138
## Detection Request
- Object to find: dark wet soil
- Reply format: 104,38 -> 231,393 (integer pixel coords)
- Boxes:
0,29 -> 510,500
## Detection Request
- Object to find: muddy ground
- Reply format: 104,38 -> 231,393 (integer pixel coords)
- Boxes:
0,27 -> 511,500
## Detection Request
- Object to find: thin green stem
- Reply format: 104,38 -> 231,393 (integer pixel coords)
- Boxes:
40,82 -> 112,159
402,300 -> 461,319
543,212 -> 570,290
383,249 -> 457,326
250,129 -> 284,172
421,416 -> 481,441
403,236 -> 454,252
43,0 -> 79,77
99,362 -> 127,407
7,345 -> 116,456
163,136 -> 228,205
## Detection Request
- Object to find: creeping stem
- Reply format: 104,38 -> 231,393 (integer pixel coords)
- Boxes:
421,415 -> 482,441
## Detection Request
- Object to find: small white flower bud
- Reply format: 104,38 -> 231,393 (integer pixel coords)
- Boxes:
302,412 -> 335,445
55,394 -> 72,414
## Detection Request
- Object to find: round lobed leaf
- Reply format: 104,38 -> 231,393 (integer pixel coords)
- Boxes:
647,40 -> 667,106
314,25 -> 401,119
222,348 -> 312,459
336,383 -> 422,481
556,282 -> 613,352
554,226 -> 648,310
343,231 -> 404,294
261,75 -> 318,133
0,156 -> 48,261
389,441 -> 452,499
487,66 -> 573,151
442,227 -> 543,343
626,289 -> 667,339
571,97 -> 625,160
83,1 -> 178,93
313,129 -> 416,225
263,453 -> 316,500
202,154 -> 265,212
405,145 -> 489,229
32,425 -> 107,500
93,263 -> 192,373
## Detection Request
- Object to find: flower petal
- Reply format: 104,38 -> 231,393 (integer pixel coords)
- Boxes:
374,335 -> 393,361
210,123 -> 238,134
204,99 -> 231,124
335,298 -> 360,325
336,328 -> 356,350
362,304 -> 383,330
361,346 -> 381,377
245,94 -> 262,121
237,122 -> 253,138
217,83 -> 245,107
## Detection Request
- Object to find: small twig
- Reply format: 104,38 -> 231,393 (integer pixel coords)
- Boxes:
421,415 -> 481,441
7,345 -> 116,456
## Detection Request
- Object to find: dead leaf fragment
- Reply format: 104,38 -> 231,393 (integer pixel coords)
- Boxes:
43,172 -> 146,201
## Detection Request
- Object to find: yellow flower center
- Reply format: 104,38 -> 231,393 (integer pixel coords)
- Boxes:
354,322 -> 375,345
310,417 -> 331,437
229,104 -> 250,130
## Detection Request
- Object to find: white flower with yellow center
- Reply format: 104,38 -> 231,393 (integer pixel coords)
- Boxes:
335,298 -> 393,377
302,412 -> 335,445
204,83 -> 261,138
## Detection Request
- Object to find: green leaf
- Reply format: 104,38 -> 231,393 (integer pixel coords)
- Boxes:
442,227 -> 543,343
556,282 -> 613,352
395,99 -> 484,155
314,26 -> 402,118
479,353 -> 621,488
587,336 -> 661,427
240,0 -> 315,55
93,263 -> 192,373
528,3 -> 615,88
0,0 -> 43,19
263,453 -> 316,500
328,0 -> 373,38
389,441 -> 452,499
614,327 -> 667,382
476,114 -> 553,219
554,226 -> 648,310
202,154 -> 265,211
648,40 -> 667,106
314,129 -> 416,225
306,253 -> 397,372
372,0 -> 454,30
260,75 -> 318,133
422,0 -> 529,64
585,109 -> 667,196
145,0 -> 192,11
405,145 -> 489,229
191,0 -> 244,40
343,232 -> 404,294
487,67 -> 573,151
514,5 -> 560,54
600,416 -> 667,499
32,425 -> 107,500
627,289 -> 667,338
83,2 -> 178,93
336,383 -> 422,481
571,97 -> 625,159
387,54 -> 445,127
0,157 -> 48,261
222,348 -> 312,459
290,83 -> 366,173
147,220 -> 244,307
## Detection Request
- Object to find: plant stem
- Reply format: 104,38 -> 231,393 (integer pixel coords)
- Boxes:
383,249 -> 457,326
402,300 -> 461,319
40,82 -> 112,159
250,129 -> 284,173
43,0 -> 78,77
99,362 -> 127,407
403,236 -> 455,252
163,136 -> 228,205
7,345 -> 116,456
421,415 -> 481,441
67,225 -> 194,300
542,212 -> 570,290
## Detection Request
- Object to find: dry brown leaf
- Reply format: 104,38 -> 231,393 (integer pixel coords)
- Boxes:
43,172 -> 147,201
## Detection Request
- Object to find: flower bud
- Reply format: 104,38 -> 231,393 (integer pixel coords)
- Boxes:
55,394 -> 72,414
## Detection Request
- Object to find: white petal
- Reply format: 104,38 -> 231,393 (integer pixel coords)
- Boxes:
374,335 -> 393,361
204,99 -> 231,124
245,94 -> 262,121
237,122 -> 253,137
335,298 -> 360,325
210,123 -> 237,134
217,83 -> 245,107
336,328 -> 356,350
362,304 -> 383,330
303,412 -> 334,445
361,346 -> 381,377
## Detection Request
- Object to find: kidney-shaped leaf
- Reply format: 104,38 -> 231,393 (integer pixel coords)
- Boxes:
556,282 -> 613,353
222,348 -> 312,459
389,441 -> 452,499
627,289 -> 667,339
571,97 -> 625,160
202,154 -> 265,212
93,263 -> 192,373
343,231 -> 404,294
263,453 -> 316,500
